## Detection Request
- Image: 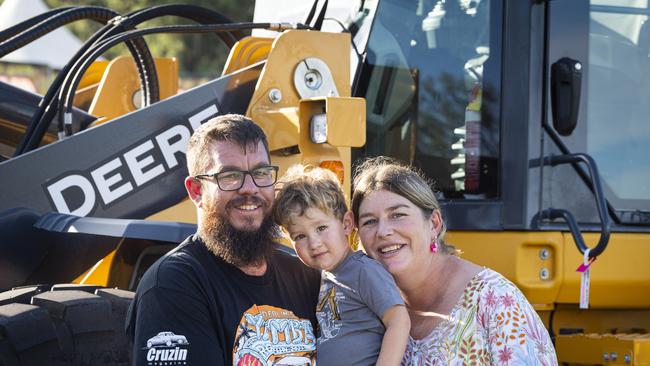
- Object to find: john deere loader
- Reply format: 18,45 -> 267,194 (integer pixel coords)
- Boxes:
1,0 -> 649,365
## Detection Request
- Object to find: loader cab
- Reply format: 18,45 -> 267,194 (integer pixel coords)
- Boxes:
350,0 -> 650,233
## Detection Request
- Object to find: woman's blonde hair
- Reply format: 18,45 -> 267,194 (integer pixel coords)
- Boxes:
273,164 -> 348,228
351,157 -> 456,255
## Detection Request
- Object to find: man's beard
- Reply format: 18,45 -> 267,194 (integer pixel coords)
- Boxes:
199,196 -> 277,267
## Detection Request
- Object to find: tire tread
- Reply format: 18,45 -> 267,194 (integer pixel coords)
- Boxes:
0,285 -> 134,365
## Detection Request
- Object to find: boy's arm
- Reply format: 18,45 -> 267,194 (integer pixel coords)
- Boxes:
376,304 -> 411,366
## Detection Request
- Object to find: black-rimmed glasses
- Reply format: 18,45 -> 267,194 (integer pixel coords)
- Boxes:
194,166 -> 279,191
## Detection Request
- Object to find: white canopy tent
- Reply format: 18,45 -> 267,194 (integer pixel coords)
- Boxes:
0,0 -> 85,69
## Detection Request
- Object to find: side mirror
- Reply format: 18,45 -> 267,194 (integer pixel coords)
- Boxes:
551,57 -> 582,136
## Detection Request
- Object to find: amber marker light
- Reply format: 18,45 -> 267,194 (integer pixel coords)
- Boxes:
319,160 -> 344,184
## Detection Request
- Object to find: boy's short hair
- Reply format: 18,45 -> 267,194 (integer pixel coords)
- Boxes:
273,165 -> 348,227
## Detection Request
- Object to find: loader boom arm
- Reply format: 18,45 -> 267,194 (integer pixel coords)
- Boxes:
0,63 -> 262,218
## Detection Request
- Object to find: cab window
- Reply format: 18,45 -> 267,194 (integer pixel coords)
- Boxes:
354,0 -> 502,199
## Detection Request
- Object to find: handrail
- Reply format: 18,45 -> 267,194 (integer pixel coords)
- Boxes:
530,153 -> 611,258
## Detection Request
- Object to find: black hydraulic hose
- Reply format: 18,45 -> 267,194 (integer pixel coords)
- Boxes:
0,7 -> 120,57
67,2 -> 247,110
102,3 -> 252,103
62,22 -> 292,108
14,27 -> 158,155
57,4 -> 249,136
0,6 -> 155,106
123,4 -> 244,47
0,7 -> 73,42
124,33 -> 159,107
107,14 -> 160,107
111,3 -> 250,105
313,0 -> 329,30
59,22 -> 300,126
18,4 -> 259,150
13,9 -> 159,155
304,0 -> 319,26
55,15 -> 160,136
13,7 -> 119,156
79,2 -> 249,104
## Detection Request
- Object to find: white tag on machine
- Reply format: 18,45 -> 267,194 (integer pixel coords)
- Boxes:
576,248 -> 595,309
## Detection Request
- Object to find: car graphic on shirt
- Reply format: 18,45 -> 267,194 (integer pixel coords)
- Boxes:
146,331 -> 188,348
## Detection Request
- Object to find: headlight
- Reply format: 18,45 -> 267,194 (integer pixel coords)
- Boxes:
309,113 -> 328,144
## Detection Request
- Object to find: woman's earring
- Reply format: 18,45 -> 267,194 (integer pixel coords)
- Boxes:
430,238 -> 438,253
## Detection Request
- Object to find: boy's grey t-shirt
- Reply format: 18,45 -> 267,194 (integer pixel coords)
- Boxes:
316,250 -> 404,366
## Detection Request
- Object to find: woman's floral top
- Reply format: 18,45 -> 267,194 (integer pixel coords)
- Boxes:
402,268 -> 558,366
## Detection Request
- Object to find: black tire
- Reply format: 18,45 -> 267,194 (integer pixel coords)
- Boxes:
0,285 -> 134,366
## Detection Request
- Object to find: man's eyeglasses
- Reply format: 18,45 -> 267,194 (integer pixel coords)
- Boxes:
194,166 -> 279,191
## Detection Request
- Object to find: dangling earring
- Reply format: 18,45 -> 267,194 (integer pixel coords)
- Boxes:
430,237 -> 438,253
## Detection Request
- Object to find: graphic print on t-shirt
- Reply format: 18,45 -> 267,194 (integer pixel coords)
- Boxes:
316,282 -> 345,343
232,305 -> 316,366
143,331 -> 189,365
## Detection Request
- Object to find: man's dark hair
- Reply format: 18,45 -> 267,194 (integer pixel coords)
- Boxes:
186,114 -> 269,176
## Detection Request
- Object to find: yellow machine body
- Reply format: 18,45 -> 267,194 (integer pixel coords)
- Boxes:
2,6 -> 648,364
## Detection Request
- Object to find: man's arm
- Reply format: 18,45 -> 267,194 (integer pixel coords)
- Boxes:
130,285 -> 226,365
376,305 -> 410,366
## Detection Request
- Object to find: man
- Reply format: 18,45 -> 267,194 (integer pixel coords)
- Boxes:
127,114 -> 320,365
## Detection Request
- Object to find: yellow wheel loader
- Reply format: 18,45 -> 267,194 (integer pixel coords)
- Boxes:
0,1 -> 649,365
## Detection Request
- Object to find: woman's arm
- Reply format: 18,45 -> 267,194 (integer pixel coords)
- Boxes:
376,304 -> 411,366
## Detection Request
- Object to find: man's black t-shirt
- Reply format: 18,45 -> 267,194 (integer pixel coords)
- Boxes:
126,235 -> 320,365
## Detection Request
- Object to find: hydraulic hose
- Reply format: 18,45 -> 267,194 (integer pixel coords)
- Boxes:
0,7 -> 73,42
16,4 -> 253,152
0,6 -> 159,106
11,7 -> 113,154
123,4 -> 245,47
0,7 -> 121,57
57,4 -> 250,137
57,3 -> 248,128
58,21 -> 299,133
12,8 -> 159,155
62,14 -> 161,113
14,32 -> 158,156
14,22 -> 116,156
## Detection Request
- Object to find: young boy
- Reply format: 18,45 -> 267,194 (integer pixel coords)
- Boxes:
273,165 -> 410,366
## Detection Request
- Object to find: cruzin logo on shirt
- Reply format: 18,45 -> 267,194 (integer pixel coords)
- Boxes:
144,331 -> 189,365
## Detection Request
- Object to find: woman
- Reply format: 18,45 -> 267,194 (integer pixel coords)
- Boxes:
351,157 -> 557,365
